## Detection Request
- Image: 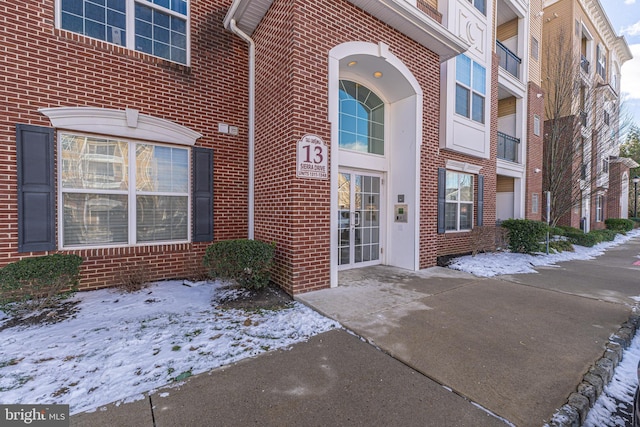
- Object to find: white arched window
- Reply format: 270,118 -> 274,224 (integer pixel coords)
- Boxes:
338,80 -> 384,155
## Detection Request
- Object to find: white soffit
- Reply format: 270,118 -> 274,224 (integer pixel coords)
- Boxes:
225,0 -> 469,62
39,107 -> 202,146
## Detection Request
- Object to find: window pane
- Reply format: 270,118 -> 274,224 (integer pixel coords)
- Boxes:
338,80 -> 384,155
472,93 -> 485,124
445,203 -> 458,230
446,172 -> 459,201
456,55 -> 471,87
455,85 -> 470,118
62,0 -> 83,16
472,62 -> 486,94
459,203 -> 473,230
474,0 -> 486,15
63,193 -> 128,246
61,135 -> 129,190
62,12 -> 84,33
459,174 -> 473,201
136,144 -> 189,193
137,195 -> 188,242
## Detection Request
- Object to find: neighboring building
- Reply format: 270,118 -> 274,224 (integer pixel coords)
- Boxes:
2,0 -> 543,295
542,0 -> 633,230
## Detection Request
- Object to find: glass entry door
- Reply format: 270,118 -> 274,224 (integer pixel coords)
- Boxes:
338,170 -> 382,269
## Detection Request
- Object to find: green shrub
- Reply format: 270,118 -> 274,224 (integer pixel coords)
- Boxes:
604,218 -> 634,233
563,229 -> 598,247
591,229 -> 618,242
501,219 -> 549,254
203,239 -> 276,289
548,239 -> 574,253
549,226 -> 566,237
0,254 -> 83,316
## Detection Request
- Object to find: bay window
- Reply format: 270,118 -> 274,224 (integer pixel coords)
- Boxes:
60,133 -> 189,247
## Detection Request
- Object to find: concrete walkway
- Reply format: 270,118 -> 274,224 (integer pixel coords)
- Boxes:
71,237 -> 640,427
298,239 -> 640,426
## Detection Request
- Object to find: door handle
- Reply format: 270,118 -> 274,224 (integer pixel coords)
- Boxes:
353,211 -> 360,227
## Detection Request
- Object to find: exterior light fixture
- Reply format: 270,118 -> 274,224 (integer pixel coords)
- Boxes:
347,61 -> 357,67
373,71 -> 383,78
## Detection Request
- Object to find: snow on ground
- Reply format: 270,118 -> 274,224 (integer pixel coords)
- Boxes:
1,229 -> 639,418
583,331 -> 640,427
448,229 -> 640,277
0,280 -> 338,415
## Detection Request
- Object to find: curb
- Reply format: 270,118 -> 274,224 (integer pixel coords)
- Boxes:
545,306 -> 640,426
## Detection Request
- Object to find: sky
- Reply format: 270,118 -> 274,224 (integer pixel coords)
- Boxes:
599,0 -> 640,133
1,233 -> 639,421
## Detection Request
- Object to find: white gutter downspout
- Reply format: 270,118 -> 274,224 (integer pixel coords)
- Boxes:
227,18 -> 255,239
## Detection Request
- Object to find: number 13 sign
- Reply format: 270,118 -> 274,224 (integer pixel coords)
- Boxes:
296,134 -> 328,180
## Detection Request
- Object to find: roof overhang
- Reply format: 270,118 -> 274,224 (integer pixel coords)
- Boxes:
224,0 -> 469,62
610,156 -> 640,169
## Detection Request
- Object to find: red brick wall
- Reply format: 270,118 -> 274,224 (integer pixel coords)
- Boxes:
0,0 -> 249,289
607,163 -> 627,219
526,82 -> 544,221
253,0 -> 463,292
433,52 -> 499,260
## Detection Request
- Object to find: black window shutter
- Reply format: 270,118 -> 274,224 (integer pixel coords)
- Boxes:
16,124 -> 56,252
192,147 -> 214,242
477,174 -> 484,226
437,167 -> 446,234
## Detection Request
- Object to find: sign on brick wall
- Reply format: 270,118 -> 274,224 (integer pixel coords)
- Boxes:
296,134 -> 328,180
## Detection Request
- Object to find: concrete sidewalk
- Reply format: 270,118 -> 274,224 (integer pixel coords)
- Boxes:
71,329 -> 507,426
71,237 -> 640,427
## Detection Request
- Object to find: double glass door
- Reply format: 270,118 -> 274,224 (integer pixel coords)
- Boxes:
338,170 -> 382,269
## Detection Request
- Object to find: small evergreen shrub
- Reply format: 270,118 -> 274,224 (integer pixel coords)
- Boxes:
501,219 -> 549,254
604,218 -> 634,233
563,229 -> 598,247
548,240 -> 574,253
591,229 -> 618,242
0,254 -> 83,316
203,239 -> 276,289
549,226 -> 566,237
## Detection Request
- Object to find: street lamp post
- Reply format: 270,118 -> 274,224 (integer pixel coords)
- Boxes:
633,176 -> 640,218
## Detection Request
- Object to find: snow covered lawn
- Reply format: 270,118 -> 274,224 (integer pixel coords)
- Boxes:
448,229 -> 640,277
0,280 -> 338,415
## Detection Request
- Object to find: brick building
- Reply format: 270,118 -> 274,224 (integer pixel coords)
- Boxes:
2,0 -> 542,295
542,0 -> 634,230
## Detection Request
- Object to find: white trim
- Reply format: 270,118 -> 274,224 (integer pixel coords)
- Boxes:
446,159 -> 483,174
225,0 -> 469,62
56,131 -> 191,250
39,107 -> 202,146
329,41 -> 423,287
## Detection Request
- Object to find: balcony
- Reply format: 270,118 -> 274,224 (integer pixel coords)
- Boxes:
580,55 -> 590,74
497,131 -> 520,162
496,40 -> 521,79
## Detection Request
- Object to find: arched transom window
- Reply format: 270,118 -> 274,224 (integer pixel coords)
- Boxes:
339,80 -> 384,155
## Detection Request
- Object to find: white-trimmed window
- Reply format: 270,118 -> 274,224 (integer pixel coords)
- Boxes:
445,171 -> 474,231
60,133 -> 189,247
595,194 -> 604,222
455,55 -> 486,124
58,0 -> 189,64
467,0 -> 485,15
338,80 -> 385,155
596,44 -> 606,80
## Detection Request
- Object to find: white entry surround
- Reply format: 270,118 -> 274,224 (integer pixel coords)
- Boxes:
328,41 -> 423,287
